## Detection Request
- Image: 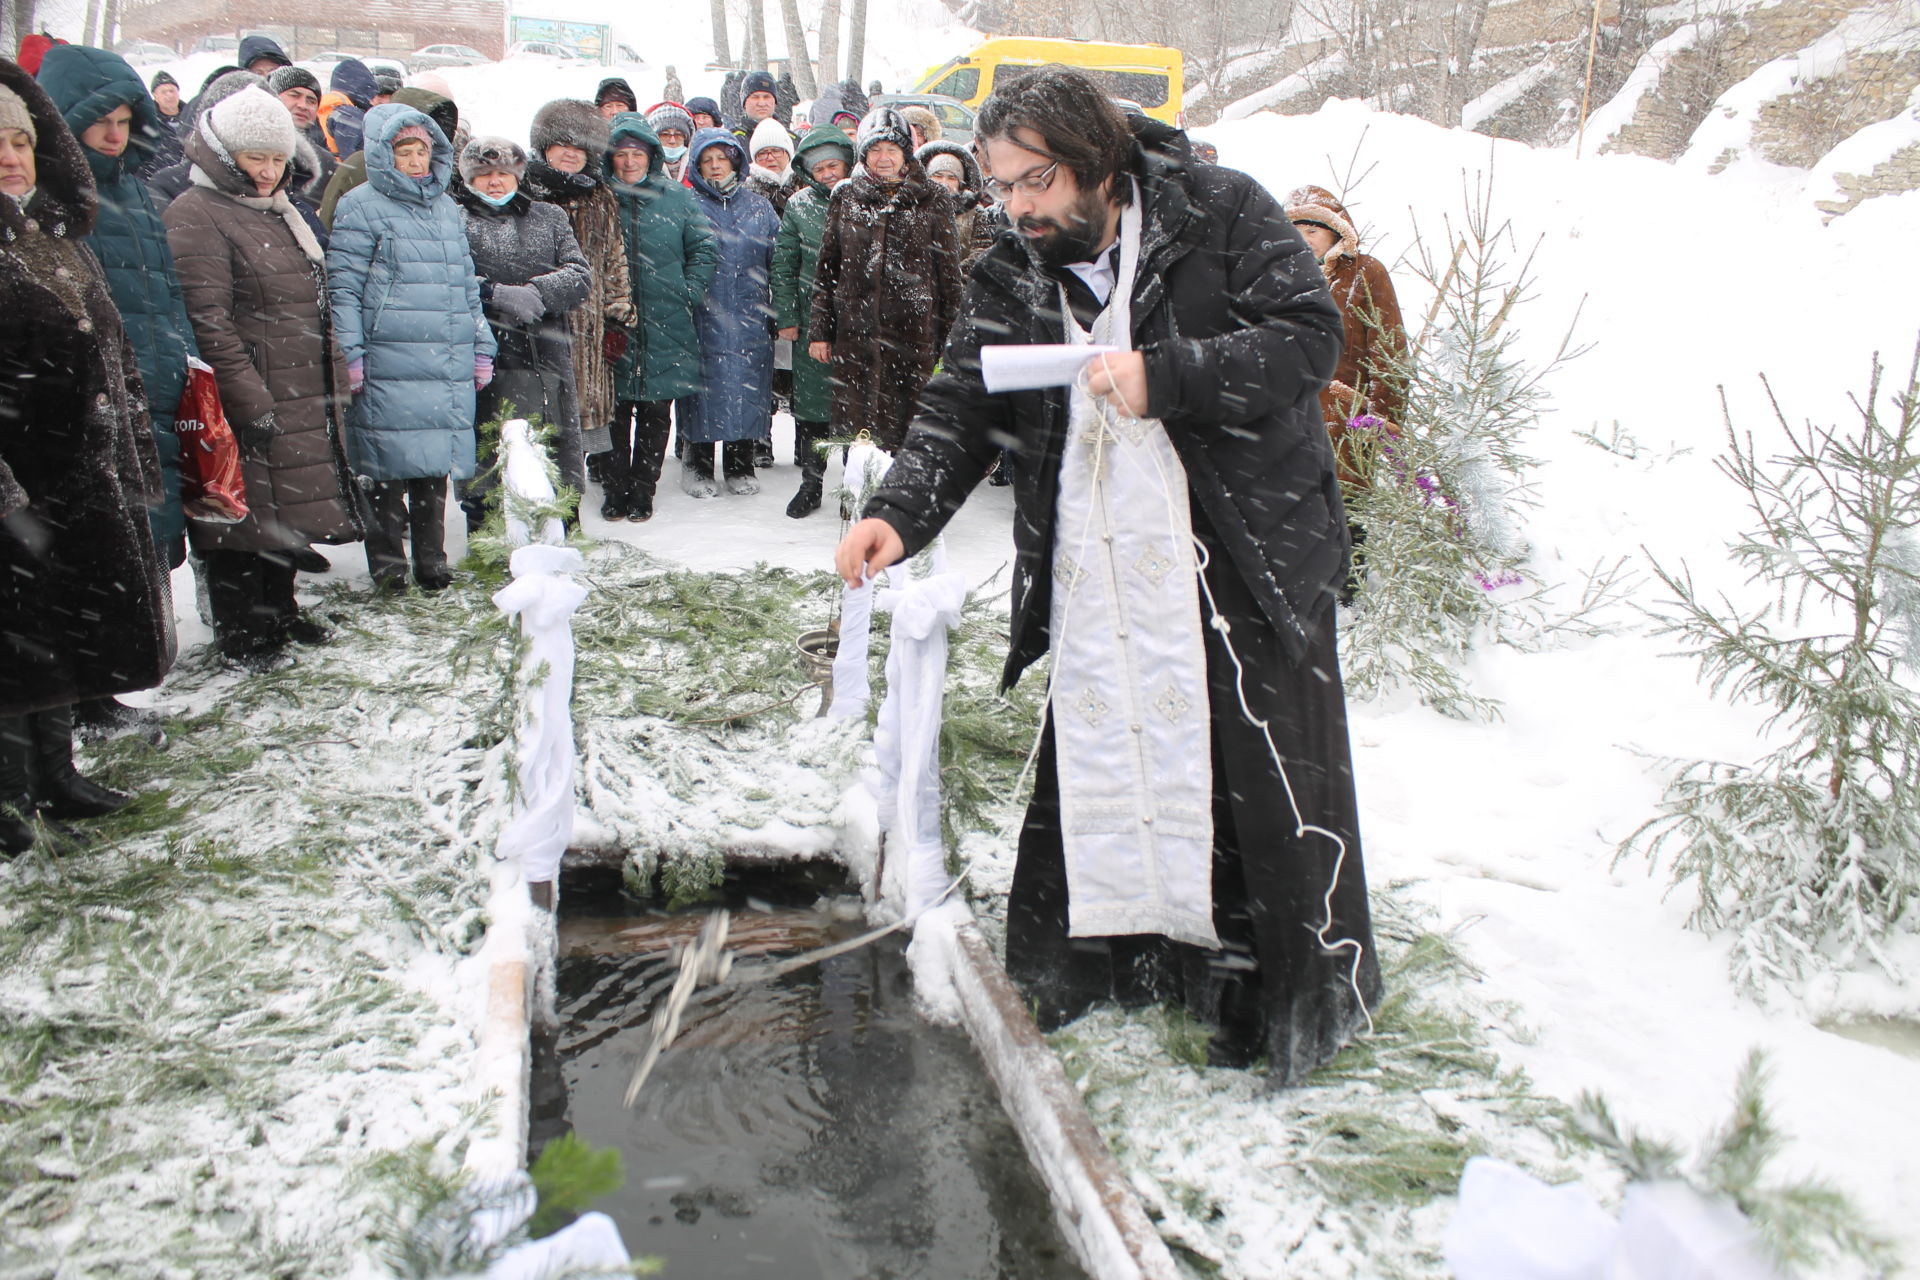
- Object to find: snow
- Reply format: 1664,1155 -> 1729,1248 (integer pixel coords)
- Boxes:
7,12 -> 1920,1272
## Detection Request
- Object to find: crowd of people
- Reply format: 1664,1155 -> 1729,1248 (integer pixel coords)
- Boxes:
5,33 -> 1406,1086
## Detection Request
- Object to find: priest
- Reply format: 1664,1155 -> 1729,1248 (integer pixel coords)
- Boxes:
833,65 -> 1382,1085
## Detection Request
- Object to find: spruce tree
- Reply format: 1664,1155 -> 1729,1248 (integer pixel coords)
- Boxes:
1626,342 -> 1920,992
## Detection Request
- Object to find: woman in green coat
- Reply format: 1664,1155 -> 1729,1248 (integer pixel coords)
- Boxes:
603,112 -> 719,521
770,124 -> 853,518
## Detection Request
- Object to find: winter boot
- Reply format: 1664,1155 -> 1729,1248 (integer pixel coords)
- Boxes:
786,421 -> 828,518
292,546 -> 332,573
409,478 -> 452,592
1,715 -> 35,856
722,440 -> 759,496
72,697 -> 168,749
681,445 -> 719,499
30,706 -> 134,820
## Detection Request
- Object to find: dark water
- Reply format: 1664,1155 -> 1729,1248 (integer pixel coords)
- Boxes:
534,891 -> 1087,1280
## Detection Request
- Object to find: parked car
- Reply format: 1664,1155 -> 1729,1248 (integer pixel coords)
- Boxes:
115,40 -> 179,65
193,33 -> 240,55
409,43 -> 489,71
871,92 -> 976,146
504,40 -> 582,61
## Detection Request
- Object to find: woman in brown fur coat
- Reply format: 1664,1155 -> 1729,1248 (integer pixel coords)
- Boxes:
524,100 -> 634,469
1285,184 -> 1408,490
807,107 -> 962,453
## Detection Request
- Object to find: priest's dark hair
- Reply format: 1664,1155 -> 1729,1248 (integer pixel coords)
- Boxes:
975,64 -> 1135,207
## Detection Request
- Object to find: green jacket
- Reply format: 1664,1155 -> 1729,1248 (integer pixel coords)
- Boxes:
771,125 -> 851,424
604,113 -> 720,404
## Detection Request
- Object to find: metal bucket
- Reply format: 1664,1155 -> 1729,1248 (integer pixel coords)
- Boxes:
796,628 -> 839,716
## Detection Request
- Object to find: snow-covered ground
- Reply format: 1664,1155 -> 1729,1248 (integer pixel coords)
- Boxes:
7,7 -> 1920,1268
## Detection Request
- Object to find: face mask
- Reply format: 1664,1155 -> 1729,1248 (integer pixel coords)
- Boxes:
662,144 -> 687,161
476,187 -> 517,207
712,171 -> 738,192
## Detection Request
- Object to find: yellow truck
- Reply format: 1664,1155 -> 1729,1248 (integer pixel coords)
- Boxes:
914,37 -> 1185,127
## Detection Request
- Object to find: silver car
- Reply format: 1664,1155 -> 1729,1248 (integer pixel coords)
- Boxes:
410,43 -> 489,72
870,93 -> 975,146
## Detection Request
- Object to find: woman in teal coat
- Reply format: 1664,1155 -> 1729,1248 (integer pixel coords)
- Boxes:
602,112 -> 718,521
36,44 -> 196,565
326,104 -> 495,590
771,123 -> 853,517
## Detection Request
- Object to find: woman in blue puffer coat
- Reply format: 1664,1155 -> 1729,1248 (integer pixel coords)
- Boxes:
326,104 -> 495,591
678,127 -> 778,498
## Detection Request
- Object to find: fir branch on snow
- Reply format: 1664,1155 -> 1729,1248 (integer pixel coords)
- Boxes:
1624,341 -> 1920,992
1573,1049 -> 1897,1275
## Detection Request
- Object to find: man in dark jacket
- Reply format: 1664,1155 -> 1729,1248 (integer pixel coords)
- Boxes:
834,66 -> 1382,1086
320,58 -> 376,159
237,34 -> 292,77
268,65 -> 337,190
141,68 -> 186,176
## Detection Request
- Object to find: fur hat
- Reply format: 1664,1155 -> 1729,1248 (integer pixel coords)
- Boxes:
748,117 -> 793,160
205,85 -> 297,158
684,95 -> 720,122
740,71 -> 776,106
460,134 -> 527,182
595,77 -> 636,111
854,106 -> 911,159
149,70 -> 178,91
900,104 -> 941,142
530,97 -> 607,162
266,65 -> 322,99
0,82 -> 35,143
1284,184 -> 1359,263
645,101 -> 694,141
373,71 -> 403,98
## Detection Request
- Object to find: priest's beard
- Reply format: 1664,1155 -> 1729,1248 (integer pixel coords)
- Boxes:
1017,185 -> 1115,270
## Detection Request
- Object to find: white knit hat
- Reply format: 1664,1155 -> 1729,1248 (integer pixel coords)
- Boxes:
0,84 -> 35,145
206,85 -> 297,158
748,116 -> 793,160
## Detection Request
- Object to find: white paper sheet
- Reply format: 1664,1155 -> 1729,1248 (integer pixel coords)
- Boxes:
981,343 -> 1119,393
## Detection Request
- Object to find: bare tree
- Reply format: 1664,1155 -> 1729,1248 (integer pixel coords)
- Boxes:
818,0 -> 842,86
746,0 -> 769,69
846,0 -> 867,86
780,0 -> 818,96
711,0 -> 733,68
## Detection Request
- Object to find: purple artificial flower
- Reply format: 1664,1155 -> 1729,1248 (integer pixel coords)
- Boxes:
1475,569 -> 1526,591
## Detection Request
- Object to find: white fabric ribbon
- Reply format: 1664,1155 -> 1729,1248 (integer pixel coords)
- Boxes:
873,567 -> 967,917
490,421 -> 586,885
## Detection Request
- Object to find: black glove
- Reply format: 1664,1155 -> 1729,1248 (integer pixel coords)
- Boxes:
489,283 -> 545,326
239,412 -> 278,459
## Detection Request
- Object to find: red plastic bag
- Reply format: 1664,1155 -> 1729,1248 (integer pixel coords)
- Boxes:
174,357 -> 249,523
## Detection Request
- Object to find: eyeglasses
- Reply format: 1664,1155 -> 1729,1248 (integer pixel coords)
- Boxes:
983,158 -> 1060,202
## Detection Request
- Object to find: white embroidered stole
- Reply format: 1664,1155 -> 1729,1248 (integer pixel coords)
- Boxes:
1048,188 -> 1218,949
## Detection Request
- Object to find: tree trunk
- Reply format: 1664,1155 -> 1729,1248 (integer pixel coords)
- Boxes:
746,0 -> 769,69
779,0 -> 817,97
99,0 -> 119,45
710,0 -> 733,68
80,0 -> 100,45
818,0 -> 841,88
846,0 -> 867,86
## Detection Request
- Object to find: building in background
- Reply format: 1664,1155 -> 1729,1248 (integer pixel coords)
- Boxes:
115,0 -> 505,60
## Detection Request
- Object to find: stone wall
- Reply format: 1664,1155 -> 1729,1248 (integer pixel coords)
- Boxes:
1814,139 -> 1920,216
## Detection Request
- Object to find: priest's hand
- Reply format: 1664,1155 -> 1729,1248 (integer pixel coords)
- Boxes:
1086,349 -> 1149,418
836,518 -> 904,587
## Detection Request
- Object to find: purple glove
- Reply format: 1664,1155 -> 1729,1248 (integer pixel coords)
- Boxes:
474,353 -> 494,390
347,358 -> 365,394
